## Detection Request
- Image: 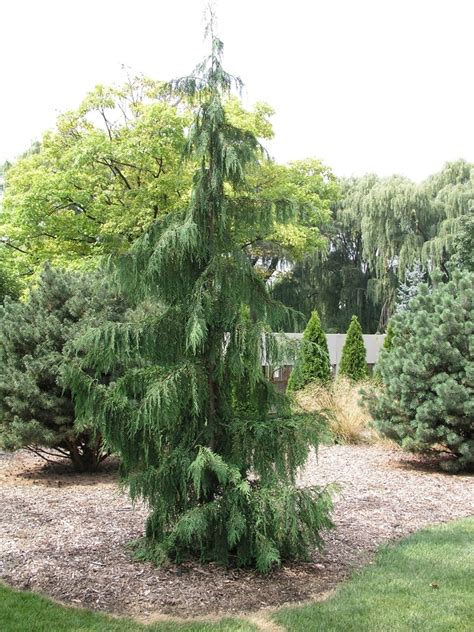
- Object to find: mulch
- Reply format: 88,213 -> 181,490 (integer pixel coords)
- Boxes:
0,445 -> 473,619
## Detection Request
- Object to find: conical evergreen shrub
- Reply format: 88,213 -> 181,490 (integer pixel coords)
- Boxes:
373,320 -> 395,382
67,23 -> 332,572
287,310 -> 331,391
338,315 -> 368,380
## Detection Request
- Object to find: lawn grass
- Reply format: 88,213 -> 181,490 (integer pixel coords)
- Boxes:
0,584 -> 256,632
274,517 -> 474,631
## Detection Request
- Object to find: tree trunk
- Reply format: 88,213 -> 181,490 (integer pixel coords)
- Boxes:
66,434 -> 108,472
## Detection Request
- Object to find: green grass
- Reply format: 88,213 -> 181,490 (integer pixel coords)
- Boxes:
0,584 -> 256,632
274,517 -> 474,631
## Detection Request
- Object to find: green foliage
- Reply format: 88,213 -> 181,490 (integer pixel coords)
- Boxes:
0,258 -> 21,303
287,310 -> 331,391
366,270 -> 474,471
67,26 -> 332,571
338,315 -> 368,381
0,264 -> 126,471
395,263 -> 426,313
275,517 -> 474,632
1,77 -> 190,275
273,175 -> 384,334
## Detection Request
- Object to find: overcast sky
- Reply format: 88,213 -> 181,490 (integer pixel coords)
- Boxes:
1,0 -> 473,181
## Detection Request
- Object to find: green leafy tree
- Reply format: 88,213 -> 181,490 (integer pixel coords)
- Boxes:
338,315 -> 368,380
366,270 -> 474,471
0,264 -> 126,471
67,26 -> 332,572
1,78 -> 190,273
287,310 -> 331,391
1,81 -> 331,282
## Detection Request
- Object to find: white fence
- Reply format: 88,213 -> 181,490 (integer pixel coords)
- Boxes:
284,333 -> 386,371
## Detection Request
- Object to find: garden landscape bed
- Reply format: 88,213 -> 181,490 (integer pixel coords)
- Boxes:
0,445 -> 473,621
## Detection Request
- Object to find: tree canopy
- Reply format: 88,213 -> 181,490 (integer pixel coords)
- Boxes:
1,79 -> 334,283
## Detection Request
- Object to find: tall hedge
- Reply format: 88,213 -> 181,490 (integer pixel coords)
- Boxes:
338,315 -> 368,380
366,270 -> 474,471
287,310 -> 331,391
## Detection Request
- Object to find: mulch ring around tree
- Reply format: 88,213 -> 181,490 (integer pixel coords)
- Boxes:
0,445 -> 473,620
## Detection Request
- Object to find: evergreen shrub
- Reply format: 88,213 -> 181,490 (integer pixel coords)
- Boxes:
287,310 -> 331,391
366,270 -> 474,471
338,315 -> 368,381
0,264 -> 126,471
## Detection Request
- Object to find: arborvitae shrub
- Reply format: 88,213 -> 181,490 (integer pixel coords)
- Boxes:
365,270 -> 474,471
67,26 -> 332,572
338,315 -> 368,380
0,264 -> 126,471
373,320 -> 395,383
382,321 -> 395,351
287,310 -> 331,391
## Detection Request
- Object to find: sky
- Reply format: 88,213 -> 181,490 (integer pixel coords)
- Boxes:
1,0 -> 473,181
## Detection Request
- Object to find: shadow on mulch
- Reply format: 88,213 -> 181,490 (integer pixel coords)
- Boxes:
0,451 -> 120,487
390,451 -> 473,476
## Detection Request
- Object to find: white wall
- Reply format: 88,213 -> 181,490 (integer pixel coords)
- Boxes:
284,333 -> 386,370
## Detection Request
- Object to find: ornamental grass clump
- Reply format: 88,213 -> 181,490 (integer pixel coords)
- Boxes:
67,23 -> 332,572
297,378 -> 377,444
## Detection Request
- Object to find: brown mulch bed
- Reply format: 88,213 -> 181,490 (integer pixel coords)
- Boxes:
0,445 -> 473,619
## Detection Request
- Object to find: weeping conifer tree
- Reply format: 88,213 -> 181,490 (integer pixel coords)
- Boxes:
68,21 -> 332,572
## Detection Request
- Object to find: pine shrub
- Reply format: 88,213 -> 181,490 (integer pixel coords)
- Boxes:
338,315 -> 368,380
67,26 -> 332,571
0,264 -> 126,471
287,310 -> 331,391
366,270 -> 474,471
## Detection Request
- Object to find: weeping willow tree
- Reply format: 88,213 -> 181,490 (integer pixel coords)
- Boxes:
67,22 -> 332,572
272,175 -> 383,333
422,160 -> 474,272
274,162 -> 474,332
